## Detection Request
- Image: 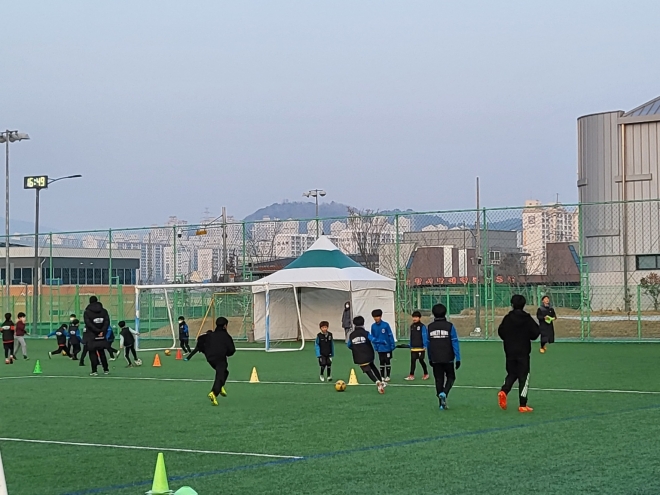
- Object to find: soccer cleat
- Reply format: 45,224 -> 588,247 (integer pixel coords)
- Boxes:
327,376 -> 332,381
439,392 -> 447,410
498,390 -> 508,410
90,372 -> 98,376
183,358 -> 189,362
208,391 -> 218,406
23,356 -> 29,360
126,364 -> 133,368
384,376 -> 391,382
104,371 -> 109,375
4,359 -> 8,365
422,374 -> 429,381
377,381 -> 385,394
48,352 -> 52,359
220,386 -> 227,397
540,347 -> 546,354
319,375 -> 325,382
79,361 -> 85,367
519,406 -> 534,413
404,375 -> 415,381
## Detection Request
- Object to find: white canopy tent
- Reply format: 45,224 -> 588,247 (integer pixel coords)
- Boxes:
252,236 -> 396,341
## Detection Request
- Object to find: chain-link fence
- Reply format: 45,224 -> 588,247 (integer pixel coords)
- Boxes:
2,199 -> 660,340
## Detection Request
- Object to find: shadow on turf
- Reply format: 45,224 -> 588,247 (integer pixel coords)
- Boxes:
60,402 -> 660,495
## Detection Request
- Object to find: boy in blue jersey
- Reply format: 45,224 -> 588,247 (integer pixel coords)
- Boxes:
424,304 -> 461,410
314,321 -> 334,382
47,324 -> 69,358
370,309 -> 396,382
106,323 -> 119,361
178,316 -> 191,354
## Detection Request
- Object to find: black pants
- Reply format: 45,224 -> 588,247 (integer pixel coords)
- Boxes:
318,356 -> 332,376
187,347 -> 200,360
378,352 -> 392,379
180,339 -> 191,353
501,356 -> 530,407
89,345 -> 109,373
410,351 -> 428,375
359,362 -> 383,383
208,359 -> 229,396
124,345 -> 138,365
540,328 -> 555,347
4,342 -> 14,359
52,344 -> 67,355
68,343 -> 81,360
431,362 -> 456,398
79,344 -> 89,364
107,343 -> 118,358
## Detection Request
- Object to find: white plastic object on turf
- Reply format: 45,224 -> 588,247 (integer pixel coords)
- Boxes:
0,449 -> 7,495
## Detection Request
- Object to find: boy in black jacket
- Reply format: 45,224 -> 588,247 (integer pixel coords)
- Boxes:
405,311 -> 429,381
205,317 -> 236,406
47,324 -> 69,358
178,316 -> 191,354
67,319 -> 82,360
118,321 -> 140,367
2,313 -> 15,364
347,316 -> 385,394
315,321 -> 334,382
497,294 -> 540,413
425,304 -> 461,410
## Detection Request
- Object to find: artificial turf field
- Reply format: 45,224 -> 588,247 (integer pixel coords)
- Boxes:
1,340 -> 660,495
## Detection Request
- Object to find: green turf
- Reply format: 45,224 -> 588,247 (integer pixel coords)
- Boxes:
1,340 -> 660,495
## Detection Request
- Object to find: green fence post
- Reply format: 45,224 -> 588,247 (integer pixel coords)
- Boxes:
636,284 -> 642,340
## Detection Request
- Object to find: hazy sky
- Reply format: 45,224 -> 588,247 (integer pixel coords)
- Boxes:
2,0 -> 659,232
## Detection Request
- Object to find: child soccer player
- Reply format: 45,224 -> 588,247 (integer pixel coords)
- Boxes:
370,309 -> 395,382
348,316 -> 385,394
405,311 -> 429,381
106,323 -> 118,361
184,329 -> 212,361
178,316 -> 191,354
2,313 -> 15,364
118,321 -> 140,367
424,304 -> 461,410
67,319 -> 82,360
537,295 -> 557,354
47,324 -> 69,358
204,317 -> 236,406
315,321 -> 334,382
498,294 -> 540,413
14,312 -> 28,360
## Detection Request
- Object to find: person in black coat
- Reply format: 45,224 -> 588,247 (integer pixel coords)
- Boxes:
536,296 -> 557,353
83,296 -> 111,375
497,295 -> 540,413
342,301 -> 352,343
205,317 -> 236,406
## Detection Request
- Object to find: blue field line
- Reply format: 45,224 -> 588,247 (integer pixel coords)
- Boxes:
60,402 -> 660,495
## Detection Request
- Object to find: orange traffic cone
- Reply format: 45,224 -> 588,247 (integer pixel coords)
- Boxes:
175,349 -> 183,360
153,354 -> 162,367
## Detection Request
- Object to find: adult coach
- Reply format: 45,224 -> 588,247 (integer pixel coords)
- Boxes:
83,296 -> 111,375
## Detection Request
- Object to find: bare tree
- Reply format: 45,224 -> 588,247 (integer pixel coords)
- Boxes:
347,208 -> 392,271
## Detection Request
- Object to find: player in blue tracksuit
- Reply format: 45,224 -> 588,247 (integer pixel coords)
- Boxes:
370,309 -> 396,382
47,324 -> 69,358
106,323 -> 119,360
423,304 -> 461,410
314,321 -> 335,382
178,316 -> 191,354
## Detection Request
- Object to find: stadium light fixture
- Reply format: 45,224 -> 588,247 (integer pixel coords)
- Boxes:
303,189 -> 326,238
1,130 -> 30,310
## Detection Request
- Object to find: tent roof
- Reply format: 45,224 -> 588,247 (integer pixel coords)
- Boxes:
253,236 -> 395,291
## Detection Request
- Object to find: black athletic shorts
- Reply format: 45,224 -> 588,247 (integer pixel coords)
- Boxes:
318,356 -> 332,367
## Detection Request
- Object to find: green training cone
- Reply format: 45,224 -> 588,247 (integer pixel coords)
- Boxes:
146,453 -> 173,494
174,488 -> 198,495
32,360 -> 42,374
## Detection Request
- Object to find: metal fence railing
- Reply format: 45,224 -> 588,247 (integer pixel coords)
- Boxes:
2,198 -> 660,341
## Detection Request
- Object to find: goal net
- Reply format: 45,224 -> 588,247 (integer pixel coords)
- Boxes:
134,283 -> 304,352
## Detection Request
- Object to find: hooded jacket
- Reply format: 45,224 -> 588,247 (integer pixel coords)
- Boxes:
48,325 -> 68,346
370,320 -> 396,353
83,301 -> 110,342
1,319 -> 15,343
347,326 -> 375,365
498,309 -> 540,358
342,303 -> 352,330
205,325 -> 236,362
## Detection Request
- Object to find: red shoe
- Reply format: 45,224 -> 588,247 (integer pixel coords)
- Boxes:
422,374 -> 429,381
498,390 -> 507,410
404,375 -> 415,381
518,406 -> 534,413
377,381 -> 385,394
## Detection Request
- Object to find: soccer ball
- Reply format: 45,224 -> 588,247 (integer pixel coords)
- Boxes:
164,350 -> 171,356
335,380 -> 347,392
135,359 -> 143,366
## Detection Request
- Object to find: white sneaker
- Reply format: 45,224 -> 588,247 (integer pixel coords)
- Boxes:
327,376 -> 332,382
319,375 -> 325,382
377,381 -> 385,394
384,376 -> 391,382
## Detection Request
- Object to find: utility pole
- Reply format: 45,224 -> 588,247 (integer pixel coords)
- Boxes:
472,177 -> 482,337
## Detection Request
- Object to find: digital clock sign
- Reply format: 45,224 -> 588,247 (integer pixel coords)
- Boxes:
24,176 -> 49,189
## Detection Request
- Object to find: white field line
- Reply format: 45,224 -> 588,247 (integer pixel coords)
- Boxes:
2,374 -> 660,395
0,437 -> 302,459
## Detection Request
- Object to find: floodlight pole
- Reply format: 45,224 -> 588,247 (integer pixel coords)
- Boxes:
1,130 -> 30,311
475,177 -> 481,334
303,189 -> 326,238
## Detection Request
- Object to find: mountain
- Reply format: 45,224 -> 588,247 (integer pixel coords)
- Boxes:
10,218 -> 60,235
244,201 -> 354,222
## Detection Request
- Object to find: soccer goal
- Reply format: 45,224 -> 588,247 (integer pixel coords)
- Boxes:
134,282 -> 305,352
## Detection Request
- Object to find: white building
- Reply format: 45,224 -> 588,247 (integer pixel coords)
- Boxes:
163,246 -> 191,282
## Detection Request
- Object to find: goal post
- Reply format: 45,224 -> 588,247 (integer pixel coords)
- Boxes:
134,282 -> 305,352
